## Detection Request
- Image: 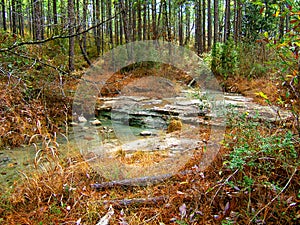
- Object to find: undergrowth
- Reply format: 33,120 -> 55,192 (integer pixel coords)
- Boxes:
0,111 -> 299,224
222,110 -> 300,224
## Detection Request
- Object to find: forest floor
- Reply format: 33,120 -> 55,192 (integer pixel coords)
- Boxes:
0,65 -> 299,224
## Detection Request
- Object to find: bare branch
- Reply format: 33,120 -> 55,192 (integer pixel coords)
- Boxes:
91,170 -> 193,190
8,50 -> 68,75
102,196 -> 167,207
0,13 -> 120,53
249,167 -> 298,224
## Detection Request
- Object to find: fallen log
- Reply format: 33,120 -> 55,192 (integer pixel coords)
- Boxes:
91,170 -> 193,190
102,196 -> 167,207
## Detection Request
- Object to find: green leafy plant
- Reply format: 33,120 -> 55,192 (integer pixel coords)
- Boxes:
211,38 -> 239,79
226,110 -> 299,189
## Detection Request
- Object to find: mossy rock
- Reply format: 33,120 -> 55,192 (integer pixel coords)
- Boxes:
167,118 -> 182,133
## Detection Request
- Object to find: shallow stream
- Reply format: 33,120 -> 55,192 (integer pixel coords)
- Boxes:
0,89 -> 292,186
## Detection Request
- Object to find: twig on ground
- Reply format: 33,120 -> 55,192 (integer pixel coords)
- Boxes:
91,170 -> 193,190
249,167 -> 298,224
102,196 -> 167,207
209,169 -> 239,206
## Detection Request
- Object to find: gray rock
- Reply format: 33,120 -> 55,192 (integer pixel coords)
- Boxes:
140,131 -> 153,136
90,119 -> 102,126
78,115 -> 87,123
69,122 -> 79,126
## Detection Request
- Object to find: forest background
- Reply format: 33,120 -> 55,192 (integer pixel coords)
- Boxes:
0,0 -> 299,224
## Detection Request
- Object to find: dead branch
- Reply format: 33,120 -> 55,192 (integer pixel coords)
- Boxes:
249,167 -> 298,224
91,170 -> 193,190
0,13 -> 120,53
78,38 -> 92,66
8,49 -> 68,75
102,196 -> 167,207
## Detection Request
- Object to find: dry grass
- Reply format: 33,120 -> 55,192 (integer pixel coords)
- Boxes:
1,121 -> 299,225
1,62 -> 299,224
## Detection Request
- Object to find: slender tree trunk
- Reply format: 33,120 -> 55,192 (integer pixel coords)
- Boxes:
47,0 -> 51,36
60,0 -> 65,28
157,0 -> 163,39
207,0 -> 212,50
236,0 -> 242,42
100,0 -> 105,53
17,0 -> 24,36
178,3 -> 183,46
285,6 -> 290,34
162,0 -> 170,42
279,3 -> 284,39
75,0 -> 80,38
92,0 -> 97,49
12,0 -> 17,34
82,0 -> 87,51
120,0 -> 130,43
53,0 -> 57,26
213,0 -> 219,44
40,0 -> 44,39
114,3 -> 119,45
143,0 -> 147,40
95,0 -> 101,55
33,0 -> 42,40
233,0 -> 237,42
119,3 -> 123,44
137,0 -> 142,41
147,1 -> 150,39
1,0 -> 6,30
202,0 -> 206,51
152,0 -> 156,40
224,0 -> 231,41
68,0 -> 75,72
195,0 -> 203,55
107,0 -> 113,48
132,1 -> 136,41
184,4 -> 190,45
126,0 -> 132,41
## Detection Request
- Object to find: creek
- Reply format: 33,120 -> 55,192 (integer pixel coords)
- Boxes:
0,88 -> 292,185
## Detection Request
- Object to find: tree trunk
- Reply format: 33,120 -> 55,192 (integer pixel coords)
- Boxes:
279,3 -> 284,39
114,2 -> 119,45
132,1 -> 136,41
214,0 -> 219,45
178,3 -> 183,46
95,0 -> 101,55
143,0 -> 147,40
236,0 -> 242,42
202,0 -> 206,51
68,0 -> 75,72
107,0 -> 113,48
224,0 -> 231,42
184,4 -> 191,45
126,0 -> 132,41
101,0 -> 105,53
207,0 -> 212,50
53,0 -> 57,26
82,0 -> 87,51
17,0 -> 24,36
120,0 -> 130,43
47,0 -> 51,36
119,3 -> 123,44
60,0 -> 65,28
162,0 -> 170,42
147,1 -> 150,39
33,0 -> 42,40
12,0 -> 17,34
195,0 -> 203,55
157,0 -> 163,39
137,0 -> 142,41
1,0 -> 6,30
151,0 -> 156,40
